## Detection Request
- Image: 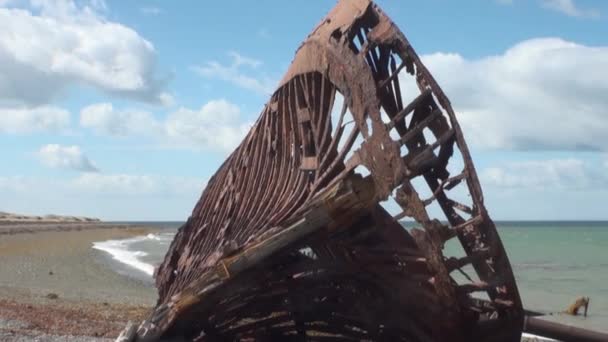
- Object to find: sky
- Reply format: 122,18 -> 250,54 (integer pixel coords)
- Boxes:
1,0 -> 607,221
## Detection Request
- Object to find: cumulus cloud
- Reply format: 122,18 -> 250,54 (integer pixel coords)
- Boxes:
0,173 -> 206,220
404,38 -> 608,151
80,103 -> 161,137
192,51 -> 275,95
0,106 -> 70,133
0,0 -> 170,107
540,0 -> 600,18
165,100 -> 253,151
79,99 -> 252,152
480,158 -> 607,190
36,144 -> 98,172
71,173 -> 205,196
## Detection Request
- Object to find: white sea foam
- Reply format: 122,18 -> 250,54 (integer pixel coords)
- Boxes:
146,233 -> 161,240
93,236 -> 156,276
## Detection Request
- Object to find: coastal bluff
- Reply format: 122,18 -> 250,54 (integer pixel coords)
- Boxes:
0,211 -> 101,224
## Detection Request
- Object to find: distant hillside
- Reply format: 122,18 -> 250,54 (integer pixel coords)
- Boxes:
0,211 -> 101,223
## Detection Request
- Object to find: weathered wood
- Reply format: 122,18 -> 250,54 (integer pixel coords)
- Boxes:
135,1 -> 528,340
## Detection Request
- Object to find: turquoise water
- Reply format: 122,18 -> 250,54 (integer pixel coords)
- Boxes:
497,222 -> 608,332
98,221 -> 608,333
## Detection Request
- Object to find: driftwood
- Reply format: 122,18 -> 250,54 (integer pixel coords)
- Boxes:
125,1 -> 528,341
564,296 -> 590,317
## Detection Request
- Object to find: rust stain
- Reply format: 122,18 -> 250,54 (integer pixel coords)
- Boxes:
130,1 -> 524,341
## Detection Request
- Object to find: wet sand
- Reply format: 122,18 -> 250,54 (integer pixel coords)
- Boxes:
0,223 -> 160,340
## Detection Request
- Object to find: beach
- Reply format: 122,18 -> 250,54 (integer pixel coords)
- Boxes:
1,220 -> 606,341
0,223 -> 161,341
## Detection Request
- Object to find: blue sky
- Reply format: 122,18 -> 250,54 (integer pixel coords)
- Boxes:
1,0 -> 607,220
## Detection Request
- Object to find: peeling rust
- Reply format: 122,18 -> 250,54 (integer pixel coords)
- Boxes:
131,1 -> 524,341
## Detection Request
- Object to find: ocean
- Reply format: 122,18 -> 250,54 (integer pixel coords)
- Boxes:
92,221 -> 608,333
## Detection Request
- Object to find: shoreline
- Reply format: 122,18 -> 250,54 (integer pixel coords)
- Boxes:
0,223 -> 161,340
0,221 -> 156,235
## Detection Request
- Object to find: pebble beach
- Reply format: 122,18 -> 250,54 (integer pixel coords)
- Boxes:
0,221 -> 161,341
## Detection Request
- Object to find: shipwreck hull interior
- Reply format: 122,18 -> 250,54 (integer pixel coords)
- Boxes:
131,1 -> 525,341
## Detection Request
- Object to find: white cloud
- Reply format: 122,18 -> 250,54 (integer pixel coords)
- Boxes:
0,106 -> 70,133
0,0 -> 170,107
79,99 -> 252,152
71,173 -> 205,196
165,100 -> 253,151
0,173 -> 206,220
140,6 -> 162,15
80,103 -> 161,137
481,158 -> 606,189
540,0 -> 600,18
192,51 -> 275,95
405,38 -> 608,151
36,144 -> 98,172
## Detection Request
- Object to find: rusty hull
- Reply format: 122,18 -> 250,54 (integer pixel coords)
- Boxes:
134,1 -> 524,341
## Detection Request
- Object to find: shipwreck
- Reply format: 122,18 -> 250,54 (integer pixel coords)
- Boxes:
118,1 -> 608,341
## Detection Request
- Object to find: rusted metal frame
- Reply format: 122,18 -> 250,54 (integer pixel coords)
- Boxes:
158,169 -> 375,338
407,129 -> 455,174
378,56 -> 405,90
149,2 -> 525,341
396,90 -> 497,309
445,198 -> 474,216
258,86 -> 300,227
244,128 -> 286,233
399,109 -> 442,145
364,9 -> 516,320
317,75 -> 337,161
145,209 -> 329,340
285,264 -> 307,337
422,171 -> 468,206
299,73 -> 319,157
524,316 -> 608,342
310,124 -> 361,193
235,108 -> 279,234
214,268 -> 401,332
244,102 -> 286,232
212,292 -> 291,329
393,181 -> 431,223
389,52 -> 405,112
371,40 -> 405,120
420,168 -> 511,319
212,117 -> 266,246
315,91 -> 350,174
214,268 -> 436,340
416,167 -> 501,302
220,313 -> 296,337
409,226 -> 464,336
185,156 -> 237,270
266,80 -> 317,223
256,88 -> 308,227
210,289 -> 287,327
296,74 -> 318,162
289,274 -> 437,342
137,273 -> 225,341
220,297 -> 374,339
202,154 -> 244,244
350,249 -> 428,270
356,30 -> 380,81
374,65 -> 402,129
393,31 -> 522,314
446,248 -> 493,273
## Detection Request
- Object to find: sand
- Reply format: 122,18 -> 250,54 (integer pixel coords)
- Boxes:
0,223 -> 160,341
